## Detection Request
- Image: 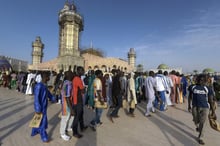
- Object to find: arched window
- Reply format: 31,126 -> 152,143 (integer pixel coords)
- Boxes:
108,67 -> 111,72
101,65 -> 107,72
94,65 -> 99,70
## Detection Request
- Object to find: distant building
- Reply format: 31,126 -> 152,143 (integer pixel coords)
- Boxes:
149,64 -> 182,74
28,1 -> 136,73
136,64 -> 144,73
0,56 -> 28,72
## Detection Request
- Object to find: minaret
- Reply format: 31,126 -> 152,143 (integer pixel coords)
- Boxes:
58,1 -> 84,71
32,36 -> 44,65
128,48 -> 136,70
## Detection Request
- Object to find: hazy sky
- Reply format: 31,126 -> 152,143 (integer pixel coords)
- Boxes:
0,0 -> 220,73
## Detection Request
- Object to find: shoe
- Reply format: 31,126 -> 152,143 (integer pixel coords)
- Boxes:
73,133 -> 83,138
67,128 -> 72,132
128,113 -> 135,117
145,113 -> 152,117
43,140 -> 50,143
89,123 -> 96,131
81,126 -> 88,132
97,122 -> 103,127
188,106 -> 192,112
31,131 -> 39,137
198,139 -> 205,145
42,137 -> 50,143
164,105 -> 168,110
151,108 -> 155,113
109,105 -> 115,108
61,134 -> 70,141
113,115 -> 120,118
109,116 -> 114,123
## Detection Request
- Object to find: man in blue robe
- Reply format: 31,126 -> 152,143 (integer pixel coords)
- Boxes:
31,71 -> 56,142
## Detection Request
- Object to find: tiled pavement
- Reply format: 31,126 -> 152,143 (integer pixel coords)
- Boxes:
0,87 -> 220,146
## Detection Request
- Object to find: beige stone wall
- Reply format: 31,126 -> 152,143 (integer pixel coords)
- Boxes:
28,53 -> 134,73
82,53 -> 134,73
28,58 -> 59,72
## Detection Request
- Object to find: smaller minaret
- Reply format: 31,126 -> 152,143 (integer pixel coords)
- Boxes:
128,48 -> 136,70
32,36 -> 44,65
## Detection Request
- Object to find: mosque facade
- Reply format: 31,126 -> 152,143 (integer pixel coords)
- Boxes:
150,64 -> 182,74
28,1 -> 136,73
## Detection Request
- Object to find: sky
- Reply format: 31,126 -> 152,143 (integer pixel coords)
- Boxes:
0,0 -> 220,73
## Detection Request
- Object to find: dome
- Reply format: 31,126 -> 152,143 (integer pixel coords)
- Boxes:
157,64 -> 169,69
202,68 -> 215,74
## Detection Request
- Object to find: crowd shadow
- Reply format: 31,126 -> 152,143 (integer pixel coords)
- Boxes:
0,101 -> 33,120
0,99 -> 27,112
75,106 -> 97,146
47,108 -> 62,141
0,104 -> 33,141
136,102 -> 198,146
0,97 -> 19,106
0,97 -> 55,143
0,85 -> 99,146
172,105 -> 190,114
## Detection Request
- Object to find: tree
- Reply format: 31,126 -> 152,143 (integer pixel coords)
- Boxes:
193,70 -> 198,75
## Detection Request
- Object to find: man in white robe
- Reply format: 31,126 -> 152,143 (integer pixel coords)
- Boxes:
25,71 -> 36,95
145,71 -> 156,116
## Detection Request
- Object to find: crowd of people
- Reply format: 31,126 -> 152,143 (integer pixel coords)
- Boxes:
0,67 -> 219,145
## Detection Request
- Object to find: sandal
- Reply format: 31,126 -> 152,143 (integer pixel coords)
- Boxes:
198,139 -> 205,145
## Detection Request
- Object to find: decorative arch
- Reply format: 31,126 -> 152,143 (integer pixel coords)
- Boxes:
88,66 -> 92,70
94,65 -> 99,70
101,65 -> 107,72
108,67 -> 111,72
113,65 -> 117,69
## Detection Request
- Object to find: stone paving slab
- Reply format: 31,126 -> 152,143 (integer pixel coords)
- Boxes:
0,87 -> 220,146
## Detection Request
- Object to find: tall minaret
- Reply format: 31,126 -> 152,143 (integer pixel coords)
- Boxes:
58,1 -> 84,71
32,36 -> 44,65
128,48 -> 136,70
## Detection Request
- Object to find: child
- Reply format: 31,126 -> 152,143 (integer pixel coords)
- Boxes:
31,71 -> 56,143
60,71 -> 74,141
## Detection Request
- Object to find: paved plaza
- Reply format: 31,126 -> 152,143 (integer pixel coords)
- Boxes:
0,87 -> 220,146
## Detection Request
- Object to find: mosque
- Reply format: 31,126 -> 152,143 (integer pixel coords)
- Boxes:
28,1 -> 136,73
152,64 -> 182,74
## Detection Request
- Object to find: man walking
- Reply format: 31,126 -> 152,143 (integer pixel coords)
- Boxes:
90,70 -> 105,131
59,71 -> 74,141
71,66 -> 88,138
31,71 -> 56,143
154,70 -> 168,111
188,74 -> 215,145
145,71 -> 156,117
109,70 -> 123,122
